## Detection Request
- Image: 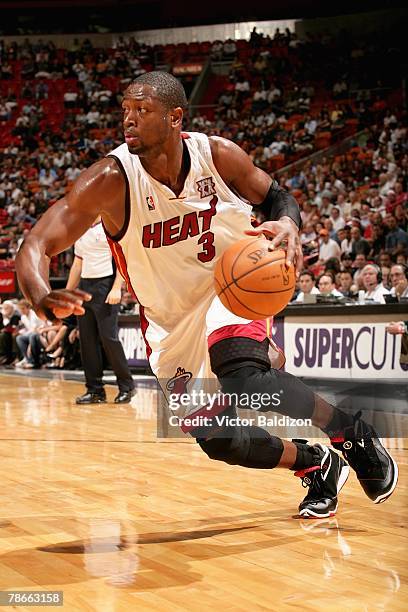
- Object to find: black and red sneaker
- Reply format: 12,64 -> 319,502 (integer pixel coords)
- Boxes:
330,411 -> 398,504
294,443 -> 350,519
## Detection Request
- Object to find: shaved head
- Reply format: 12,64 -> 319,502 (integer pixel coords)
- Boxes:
125,71 -> 188,110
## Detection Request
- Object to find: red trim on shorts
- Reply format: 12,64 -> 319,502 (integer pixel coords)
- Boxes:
207,319 -> 268,349
105,236 -> 136,297
105,236 -> 152,358
139,306 -> 152,358
181,132 -> 190,139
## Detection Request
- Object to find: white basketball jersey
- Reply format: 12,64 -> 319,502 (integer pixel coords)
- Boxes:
104,132 -> 253,333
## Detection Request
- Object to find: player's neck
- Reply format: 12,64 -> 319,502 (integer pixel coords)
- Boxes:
140,139 -> 189,197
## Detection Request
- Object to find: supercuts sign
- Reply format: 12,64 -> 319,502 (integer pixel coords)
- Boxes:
284,321 -> 407,379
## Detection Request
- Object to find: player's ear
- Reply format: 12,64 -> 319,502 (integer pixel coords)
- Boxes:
171,107 -> 183,128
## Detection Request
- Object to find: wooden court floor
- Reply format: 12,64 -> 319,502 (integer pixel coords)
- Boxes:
0,372 -> 407,611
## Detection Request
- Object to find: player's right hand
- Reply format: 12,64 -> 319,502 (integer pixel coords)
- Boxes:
36,289 -> 92,321
386,321 -> 405,335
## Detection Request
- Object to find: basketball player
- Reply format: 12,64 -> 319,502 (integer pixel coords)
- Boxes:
15,72 -> 397,518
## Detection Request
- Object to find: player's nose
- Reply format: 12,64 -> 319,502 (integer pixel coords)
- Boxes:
124,110 -> 137,127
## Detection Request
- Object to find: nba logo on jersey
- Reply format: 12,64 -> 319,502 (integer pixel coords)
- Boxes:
146,195 -> 155,210
197,177 -> 216,198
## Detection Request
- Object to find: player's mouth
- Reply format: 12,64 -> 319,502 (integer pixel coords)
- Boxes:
125,133 -> 140,145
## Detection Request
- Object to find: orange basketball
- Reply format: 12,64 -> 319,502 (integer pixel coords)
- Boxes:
214,237 -> 295,319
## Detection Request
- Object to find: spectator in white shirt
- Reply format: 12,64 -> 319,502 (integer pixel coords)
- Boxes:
340,225 -> 353,254
361,265 -> 391,303
39,168 -> 57,187
63,91 -> 78,107
304,116 -> 317,135
319,196 -> 333,217
15,300 -> 43,367
294,271 -> 320,302
300,221 -> 316,245
330,206 -> 345,232
65,166 -> 82,182
318,229 -> 341,263
86,105 -> 100,127
317,273 -> 343,298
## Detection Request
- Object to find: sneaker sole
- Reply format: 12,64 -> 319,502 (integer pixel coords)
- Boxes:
299,504 -> 338,519
299,462 -> 350,519
372,445 -> 399,504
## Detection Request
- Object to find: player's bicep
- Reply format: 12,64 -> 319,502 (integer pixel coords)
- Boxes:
26,196 -> 97,257
23,158 -> 121,257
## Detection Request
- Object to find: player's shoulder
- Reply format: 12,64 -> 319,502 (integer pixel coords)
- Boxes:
73,157 -> 125,194
208,136 -> 254,183
66,157 -> 126,216
208,135 -> 241,157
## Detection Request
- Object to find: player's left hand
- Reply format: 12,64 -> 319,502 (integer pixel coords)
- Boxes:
105,287 -> 121,305
245,216 -> 303,275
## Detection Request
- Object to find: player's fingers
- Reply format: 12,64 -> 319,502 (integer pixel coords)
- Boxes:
245,228 -> 263,236
269,232 -> 286,249
45,298 -> 85,317
71,304 -> 86,315
46,297 -> 76,310
245,222 -> 280,237
55,289 -> 91,302
69,289 -> 92,301
54,306 -> 77,319
285,237 -> 296,268
294,244 -> 303,277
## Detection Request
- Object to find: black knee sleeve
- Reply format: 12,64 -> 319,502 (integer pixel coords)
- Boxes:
209,337 -> 270,378
198,426 -> 284,469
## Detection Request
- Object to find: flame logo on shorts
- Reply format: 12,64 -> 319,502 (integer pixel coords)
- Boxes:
166,367 -> 193,394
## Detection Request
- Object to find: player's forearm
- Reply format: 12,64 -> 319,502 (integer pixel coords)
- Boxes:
274,190 -> 301,227
262,183 -> 302,228
15,235 -> 52,307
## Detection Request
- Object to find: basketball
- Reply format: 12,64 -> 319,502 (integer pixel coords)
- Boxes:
214,237 -> 295,319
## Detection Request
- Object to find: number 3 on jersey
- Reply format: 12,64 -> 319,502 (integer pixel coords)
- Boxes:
197,194 -> 217,262
197,231 -> 215,262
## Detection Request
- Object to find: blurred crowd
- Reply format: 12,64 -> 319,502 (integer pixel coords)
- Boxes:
281,112 -> 408,303
0,291 -> 138,368
191,26 -> 402,170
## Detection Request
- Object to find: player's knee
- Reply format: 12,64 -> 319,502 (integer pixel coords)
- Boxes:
197,426 -> 283,468
197,437 -> 240,464
197,426 -> 250,465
